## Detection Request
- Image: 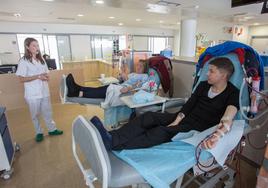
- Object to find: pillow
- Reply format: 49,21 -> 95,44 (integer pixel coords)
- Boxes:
132,90 -> 155,104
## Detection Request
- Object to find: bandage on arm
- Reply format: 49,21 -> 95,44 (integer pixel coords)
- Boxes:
203,105 -> 238,149
216,105 -> 237,136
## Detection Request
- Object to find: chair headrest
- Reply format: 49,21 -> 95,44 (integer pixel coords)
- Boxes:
195,53 -> 244,90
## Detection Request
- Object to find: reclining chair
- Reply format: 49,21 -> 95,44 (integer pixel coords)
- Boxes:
72,115 -> 147,188
60,57 -> 184,128
72,41 -> 268,188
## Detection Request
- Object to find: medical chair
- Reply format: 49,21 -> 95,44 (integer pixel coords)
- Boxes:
72,115 -> 147,188
72,51 -> 267,188
60,74 -> 104,105
60,65 -> 182,127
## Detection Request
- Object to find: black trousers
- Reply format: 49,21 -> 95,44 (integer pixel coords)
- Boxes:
110,111 -> 194,150
80,85 -> 109,98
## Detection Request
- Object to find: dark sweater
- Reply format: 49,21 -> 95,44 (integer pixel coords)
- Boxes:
179,81 -> 240,131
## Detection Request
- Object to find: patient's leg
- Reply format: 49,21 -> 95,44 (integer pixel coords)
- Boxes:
80,85 -> 108,98
112,126 -> 172,150
90,116 -> 112,150
110,112 -> 177,149
112,123 -> 193,150
66,74 -> 81,97
66,73 -> 108,98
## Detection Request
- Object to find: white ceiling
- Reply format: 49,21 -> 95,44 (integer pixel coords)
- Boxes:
0,0 -> 267,29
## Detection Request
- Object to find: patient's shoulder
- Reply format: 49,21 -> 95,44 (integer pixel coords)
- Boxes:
199,81 -> 210,88
227,82 -> 239,92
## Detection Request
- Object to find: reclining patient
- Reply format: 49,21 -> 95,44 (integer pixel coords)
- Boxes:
66,60 -> 149,108
89,57 -> 240,150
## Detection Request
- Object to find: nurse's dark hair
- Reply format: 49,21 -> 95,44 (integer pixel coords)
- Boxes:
209,57 -> 234,80
23,38 -> 45,64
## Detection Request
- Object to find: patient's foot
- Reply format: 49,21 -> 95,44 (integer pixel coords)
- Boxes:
90,116 -> 112,150
66,74 -> 81,97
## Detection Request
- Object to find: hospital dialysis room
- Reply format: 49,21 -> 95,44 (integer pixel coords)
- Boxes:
1,0 -> 268,188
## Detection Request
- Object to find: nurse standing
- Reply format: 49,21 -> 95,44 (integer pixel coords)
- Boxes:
16,38 -> 63,142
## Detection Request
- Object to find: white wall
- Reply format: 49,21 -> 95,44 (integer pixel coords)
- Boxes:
173,30 -> 180,56
133,36 -> 148,50
196,19 -> 233,43
248,24 -> 268,54
0,21 -> 174,36
232,25 -> 250,44
70,35 -> 92,60
249,24 -> 268,36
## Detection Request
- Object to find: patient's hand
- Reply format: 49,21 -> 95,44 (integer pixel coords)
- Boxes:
202,133 -> 220,149
120,87 -> 129,93
134,81 -> 142,88
167,113 -> 184,127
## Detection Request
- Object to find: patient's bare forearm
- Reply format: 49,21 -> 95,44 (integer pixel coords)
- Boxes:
222,105 -> 238,121
168,112 -> 185,127
203,105 -> 238,149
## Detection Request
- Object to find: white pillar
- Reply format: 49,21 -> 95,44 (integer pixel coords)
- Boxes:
180,19 -> 197,57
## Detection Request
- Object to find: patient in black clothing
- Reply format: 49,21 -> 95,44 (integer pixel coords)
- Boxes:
90,57 -> 240,150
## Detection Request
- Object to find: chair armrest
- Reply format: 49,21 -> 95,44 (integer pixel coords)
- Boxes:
135,97 -> 187,115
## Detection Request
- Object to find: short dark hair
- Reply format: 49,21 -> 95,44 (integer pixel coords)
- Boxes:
209,57 -> 234,80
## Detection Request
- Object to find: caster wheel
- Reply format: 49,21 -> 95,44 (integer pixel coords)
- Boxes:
1,169 -> 13,180
3,174 -> 10,180
15,143 -> 20,152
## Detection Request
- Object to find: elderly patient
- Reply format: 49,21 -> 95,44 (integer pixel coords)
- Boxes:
90,57 -> 240,150
66,60 -> 149,108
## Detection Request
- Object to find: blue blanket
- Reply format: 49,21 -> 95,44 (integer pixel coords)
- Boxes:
104,106 -> 132,127
113,141 -> 210,188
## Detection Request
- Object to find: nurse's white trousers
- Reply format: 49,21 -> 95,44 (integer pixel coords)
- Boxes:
26,97 -> 57,134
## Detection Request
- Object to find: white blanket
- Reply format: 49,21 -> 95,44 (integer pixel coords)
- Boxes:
101,84 -> 125,108
172,120 -> 245,166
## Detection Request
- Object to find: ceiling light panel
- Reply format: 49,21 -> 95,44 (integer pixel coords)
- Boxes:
96,0 -> 104,4
156,0 -> 180,7
147,4 -> 170,14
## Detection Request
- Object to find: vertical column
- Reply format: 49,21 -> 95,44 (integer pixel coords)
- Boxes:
180,19 -> 197,57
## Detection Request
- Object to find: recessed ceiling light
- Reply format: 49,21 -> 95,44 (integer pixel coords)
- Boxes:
14,13 -> 21,17
136,18 -> 141,21
108,16 -> 115,19
159,20 -> 163,23
253,23 -> 260,25
77,14 -> 84,17
195,5 -> 199,9
41,0 -> 54,2
147,4 -> 169,14
118,23 -> 123,26
96,0 -> 104,4
177,22 -> 181,25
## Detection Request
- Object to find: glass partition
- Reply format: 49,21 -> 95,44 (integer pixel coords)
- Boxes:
57,35 -> 72,62
101,36 -> 113,62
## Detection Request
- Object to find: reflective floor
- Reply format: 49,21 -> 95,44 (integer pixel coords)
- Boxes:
0,104 -> 103,188
0,103 -> 257,188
